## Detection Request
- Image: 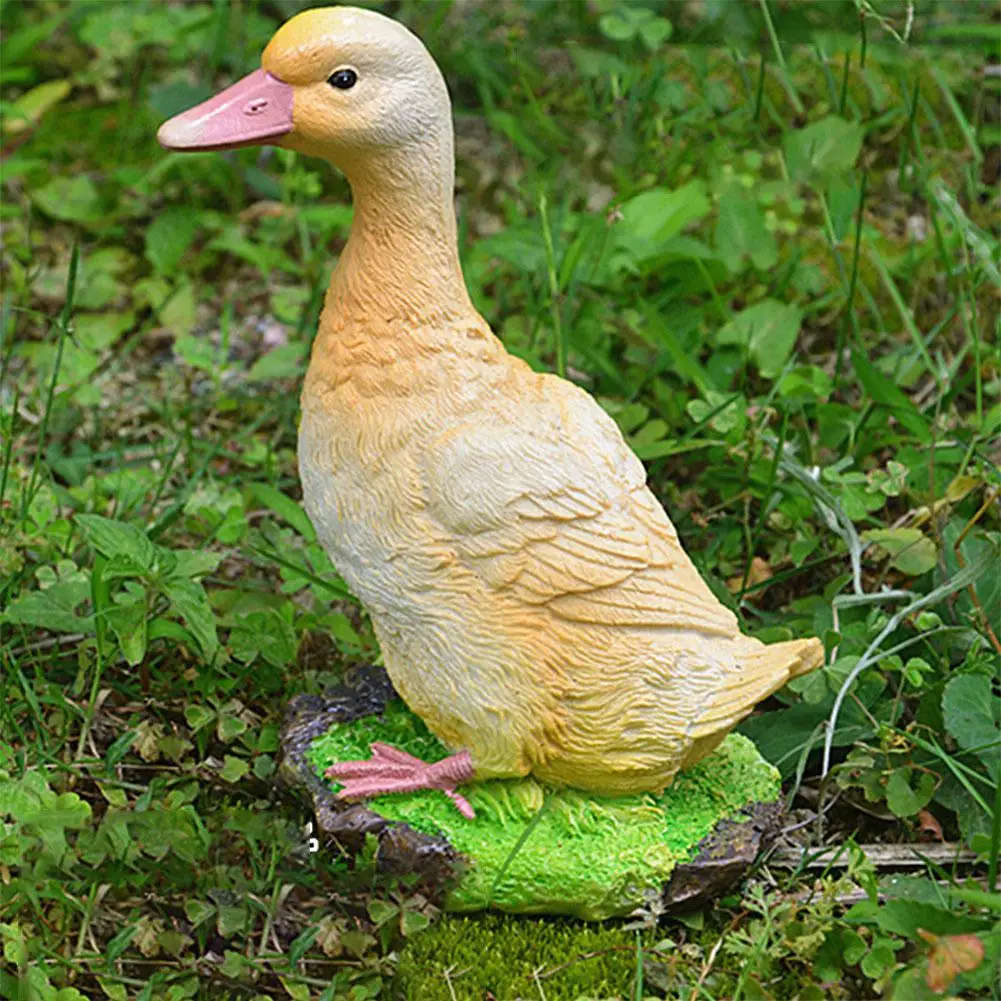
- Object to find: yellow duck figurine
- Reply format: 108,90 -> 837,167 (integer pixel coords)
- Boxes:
159,6 -> 824,819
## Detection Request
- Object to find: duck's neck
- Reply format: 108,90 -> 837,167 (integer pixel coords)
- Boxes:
321,138 -> 475,333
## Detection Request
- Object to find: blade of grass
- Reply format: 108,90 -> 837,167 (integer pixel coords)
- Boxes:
21,243 -> 78,528
538,191 -> 566,379
248,543 -> 357,603
209,0 -> 230,71
839,49 -> 852,115
638,302 -> 714,396
928,63 -> 984,164
0,302 -> 18,513
754,52 -> 766,122
990,775 -> 1000,892
897,75 -> 921,189
738,408 -> 789,602
834,169 -> 868,388
757,0 -> 804,115
633,931 -> 644,1001
867,246 -> 939,382
486,797 -> 550,908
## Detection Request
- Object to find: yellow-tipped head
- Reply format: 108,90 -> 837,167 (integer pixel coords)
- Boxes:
158,6 -> 450,164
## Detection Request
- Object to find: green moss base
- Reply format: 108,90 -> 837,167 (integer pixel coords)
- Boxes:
308,700 -> 780,920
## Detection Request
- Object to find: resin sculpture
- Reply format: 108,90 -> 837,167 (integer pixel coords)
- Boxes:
159,7 -> 824,820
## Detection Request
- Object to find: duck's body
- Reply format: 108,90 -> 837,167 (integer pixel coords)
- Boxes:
300,311 -> 819,792
159,6 -> 824,811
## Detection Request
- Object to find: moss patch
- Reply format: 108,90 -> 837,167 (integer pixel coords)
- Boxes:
308,700 -> 780,920
394,914 -> 663,1000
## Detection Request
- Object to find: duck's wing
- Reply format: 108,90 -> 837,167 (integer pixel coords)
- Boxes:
422,375 -> 740,638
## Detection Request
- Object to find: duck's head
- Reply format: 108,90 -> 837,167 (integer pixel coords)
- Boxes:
157,6 -> 450,167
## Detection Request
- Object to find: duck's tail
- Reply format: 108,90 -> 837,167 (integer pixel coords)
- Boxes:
687,636 -> 825,747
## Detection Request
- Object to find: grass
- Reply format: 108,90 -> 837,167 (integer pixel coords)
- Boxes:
1,1 -> 999,999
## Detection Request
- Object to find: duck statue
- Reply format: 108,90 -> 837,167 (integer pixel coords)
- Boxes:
158,6 -> 824,819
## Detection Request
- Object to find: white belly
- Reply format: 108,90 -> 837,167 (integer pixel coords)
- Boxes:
295,395 -> 550,775
298,403 -> 422,620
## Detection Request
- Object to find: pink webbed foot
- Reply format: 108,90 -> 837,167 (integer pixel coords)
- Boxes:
325,742 -> 477,819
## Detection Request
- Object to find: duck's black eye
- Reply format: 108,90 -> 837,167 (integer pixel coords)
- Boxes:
328,68 -> 357,90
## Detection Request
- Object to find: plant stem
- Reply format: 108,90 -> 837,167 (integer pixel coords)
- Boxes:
758,0 -> 804,115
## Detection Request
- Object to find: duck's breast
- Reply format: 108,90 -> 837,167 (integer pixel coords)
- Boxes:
297,383 -> 454,619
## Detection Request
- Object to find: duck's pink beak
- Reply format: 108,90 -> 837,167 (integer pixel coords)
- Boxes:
157,69 -> 294,152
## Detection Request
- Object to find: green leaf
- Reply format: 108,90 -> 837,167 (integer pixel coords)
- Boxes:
885,767 -> 936,817
936,774 -> 992,846
169,549 -> 222,580
217,714 -> 247,743
638,16 -> 672,50
77,514 -> 156,571
843,929 -> 867,965
228,610 -> 297,669
686,391 -> 746,436
2,576 -> 94,634
215,901 -> 249,936
400,910 -> 430,937
281,981 -> 311,1001
219,951 -> 248,978
246,342 -> 307,382
1,923 -> 28,966
717,299 -> 803,378
147,81 -> 214,120
715,188 -> 777,273
851,349 -> 931,442
174,333 -> 216,373
598,5 -> 670,49
614,182 -> 711,265
860,935 -> 901,979
32,176 -> 103,224
943,675 -> 1001,780
784,116 -> 864,182
74,311 -> 134,352
287,927 -> 318,966
162,577 -> 218,658
486,109 -> 546,161
160,282 -> 197,338
104,925 -> 137,964
219,755 -> 249,783
741,697 -> 876,778
253,755 -> 275,780
106,586 -> 148,666
848,898 -> 989,938
598,10 -> 635,42
367,899 -> 398,927
148,618 -> 196,647
145,208 -> 200,276
249,483 -> 316,541
827,176 -> 861,241
4,79 -> 71,135
184,705 -> 215,733
862,528 -> 938,575
209,228 -> 287,274
570,46 -> 632,81
3,12 -> 68,68
778,365 -> 833,404
632,438 -> 715,460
